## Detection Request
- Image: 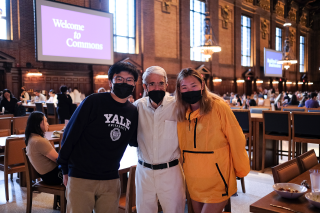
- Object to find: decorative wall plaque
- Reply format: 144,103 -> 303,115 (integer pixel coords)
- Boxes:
289,30 -> 295,46
300,13 -> 307,27
288,8 -> 296,22
261,20 -> 268,39
162,0 -> 172,14
259,0 -> 270,11
221,5 -> 230,29
274,1 -> 284,18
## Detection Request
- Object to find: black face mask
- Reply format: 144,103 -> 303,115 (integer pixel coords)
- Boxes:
181,90 -> 202,104
148,90 -> 165,105
112,83 -> 134,99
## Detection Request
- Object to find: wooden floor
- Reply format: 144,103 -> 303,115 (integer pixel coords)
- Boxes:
0,143 -> 318,213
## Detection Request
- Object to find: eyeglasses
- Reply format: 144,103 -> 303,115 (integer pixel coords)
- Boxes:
147,82 -> 166,89
113,76 -> 135,85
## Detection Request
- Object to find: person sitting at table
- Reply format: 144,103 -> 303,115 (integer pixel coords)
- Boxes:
284,94 -> 299,106
176,68 -> 250,213
305,92 -> 319,108
25,111 -> 63,185
33,90 -> 46,102
235,94 -> 242,106
57,61 -> 139,213
46,89 -> 58,105
0,91 -> 3,103
0,89 -> 22,114
20,86 -> 30,103
298,94 -> 309,107
57,86 -> 73,124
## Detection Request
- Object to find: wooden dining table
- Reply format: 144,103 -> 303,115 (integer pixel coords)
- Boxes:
250,163 -> 320,213
22,103 -> 57,109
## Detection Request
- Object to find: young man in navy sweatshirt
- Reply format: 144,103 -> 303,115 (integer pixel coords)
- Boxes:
57,62 -> 139,213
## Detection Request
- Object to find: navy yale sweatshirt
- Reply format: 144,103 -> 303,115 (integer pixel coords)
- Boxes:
57,92 -> 138,180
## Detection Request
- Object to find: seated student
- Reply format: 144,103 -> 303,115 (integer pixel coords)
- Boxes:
0,89 -> 21,114
20,86 -> 30,103
46,89 -> 58,104
305,92 -> 319,108
235,94 -> 242,106
25,111 -> 62,185
284,94 -> 299,106
298,94 -> 309,107
34,90 -> 46,102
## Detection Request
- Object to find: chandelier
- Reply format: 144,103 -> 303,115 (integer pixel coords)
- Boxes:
277,23 -> 297,70
193,0 -> 221,60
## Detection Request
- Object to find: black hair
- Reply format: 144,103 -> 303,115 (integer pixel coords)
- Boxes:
249,99 -> 257,106
291,94 -> 298,103
25,111 -> 45,146
49,89 -> 55,94
35,90 -> 40,93
108,61 -> 139,82
2,89 -> 13,99
60,85 -> 68,93
310,92 -> 318,99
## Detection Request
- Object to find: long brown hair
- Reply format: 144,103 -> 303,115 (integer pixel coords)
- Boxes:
175,68 -> 221,121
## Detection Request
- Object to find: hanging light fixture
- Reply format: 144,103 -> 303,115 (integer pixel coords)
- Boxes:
26,69 -> 42,77
192,0 -> 221,60
277,23 -> 297,70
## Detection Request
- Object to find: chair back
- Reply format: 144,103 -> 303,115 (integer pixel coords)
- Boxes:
35,103 -> 44,113
125,166 -> 136,212
22,148 -> 41,190
297,149 -> 318,172
0,117 -> 12,133
0,114 -> 14,118
264,99 -> 271,107
263,111 -> 290,137
0,129 -> 11,137
230,106 -> 242,110
48,124 -> 65,131
5,138 -> 26,166
12,116 -> 28,134
46,103 -> 55,116
271,158 -> 301,183
307,108 -> 320,112
250,106 -> 271,114
281,106 -> 306,112
232,110 -> 250,133
292,112 -> 320,139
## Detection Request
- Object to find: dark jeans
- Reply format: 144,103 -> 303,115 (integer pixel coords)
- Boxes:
40,166 -> 63,185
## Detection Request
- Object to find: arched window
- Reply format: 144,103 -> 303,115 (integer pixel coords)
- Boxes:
0,0 -> 11,40
190,0 -> 206,62
109,0 -> 136,54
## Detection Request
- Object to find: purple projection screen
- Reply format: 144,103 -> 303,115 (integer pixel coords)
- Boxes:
264,48 -> 283,77
35,0 -> 113,65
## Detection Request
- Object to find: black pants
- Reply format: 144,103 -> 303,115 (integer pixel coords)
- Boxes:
40,166 -> 63,185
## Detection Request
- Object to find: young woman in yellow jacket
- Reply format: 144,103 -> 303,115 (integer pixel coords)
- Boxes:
176,68 -> 250,213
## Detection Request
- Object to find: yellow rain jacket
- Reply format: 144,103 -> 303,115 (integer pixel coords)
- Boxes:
177,98 -> 250,203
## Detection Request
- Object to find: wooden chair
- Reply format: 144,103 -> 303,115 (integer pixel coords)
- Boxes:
0,138 -> 26,201
46,103 -> 57,124
186,185 -> 231,213
232,109 -> 252,167
292,112 -> 320,159
0,129 -> 11,137
271,158 -> 301,184
35,103 -> 44,113
249,106 -> 271,114
263,99 -> 271,107
13,116 -> 29,134
0,117 -> 12,134
281,106 -> 306,112
0,114 -> 14,118
48,124 -> 65,132
297,149 -> 319,172
22,148 -> 67,213
118,166 -> 162,213
262,111 -> 291,173
307,108 -> 320,112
